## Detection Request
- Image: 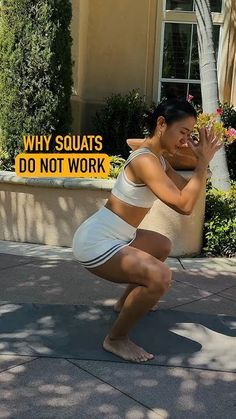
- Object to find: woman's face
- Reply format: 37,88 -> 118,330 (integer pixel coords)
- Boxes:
160,116 -> 196,155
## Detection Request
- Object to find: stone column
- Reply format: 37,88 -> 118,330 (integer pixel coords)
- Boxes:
219,0 -> 236,106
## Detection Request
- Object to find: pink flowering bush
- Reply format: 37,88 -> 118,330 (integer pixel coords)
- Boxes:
187,95 -> 236,180
192,110 -> 236,144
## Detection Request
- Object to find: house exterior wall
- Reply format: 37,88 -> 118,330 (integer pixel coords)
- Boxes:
70,0 -> 235,133
71,0 -> 157,133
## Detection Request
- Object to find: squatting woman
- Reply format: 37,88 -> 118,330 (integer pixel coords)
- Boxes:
73,99 -> 222,363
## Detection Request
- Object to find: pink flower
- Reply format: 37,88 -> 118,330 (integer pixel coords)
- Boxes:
187,94 -> 194,102
226,128 -> 236,137
216,107 -> 223,115
225,128 -> 236,144
226,128 -> 236,135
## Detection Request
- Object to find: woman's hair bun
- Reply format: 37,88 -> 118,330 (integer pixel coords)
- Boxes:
142,98 -> 197,137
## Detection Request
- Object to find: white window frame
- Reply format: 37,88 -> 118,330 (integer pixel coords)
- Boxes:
153,1 -> 224,103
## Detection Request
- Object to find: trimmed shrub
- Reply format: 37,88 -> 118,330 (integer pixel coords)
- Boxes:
0,0 -> 73,168
203,182 -> 236,257
93,90 -> 152,159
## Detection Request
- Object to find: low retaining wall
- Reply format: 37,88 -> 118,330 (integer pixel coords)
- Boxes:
0,171 -> 210,256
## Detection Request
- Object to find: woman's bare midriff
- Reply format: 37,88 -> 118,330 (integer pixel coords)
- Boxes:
104,157 -> 151,227
104,193 -> 150,228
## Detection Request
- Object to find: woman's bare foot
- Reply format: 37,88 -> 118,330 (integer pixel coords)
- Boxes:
114,301 -> 159,313
103,335 -> 154,362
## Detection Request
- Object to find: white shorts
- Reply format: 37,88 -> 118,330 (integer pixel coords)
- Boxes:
72,206 -> 137,268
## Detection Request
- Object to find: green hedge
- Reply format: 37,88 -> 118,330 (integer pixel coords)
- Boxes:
203,182 -> 236,257
0,0 -> 73,167
93,90 -> 152,159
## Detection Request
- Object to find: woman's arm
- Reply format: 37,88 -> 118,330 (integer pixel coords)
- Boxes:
134,154 -> 207,215
164,158 -> 188,191
132,128 -> 222,215
127,139 -> 197,191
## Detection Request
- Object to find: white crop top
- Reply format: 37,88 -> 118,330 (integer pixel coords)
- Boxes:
111,147 -> 167,208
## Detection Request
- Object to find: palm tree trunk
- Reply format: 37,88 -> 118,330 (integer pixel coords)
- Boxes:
195,0 -> 230,190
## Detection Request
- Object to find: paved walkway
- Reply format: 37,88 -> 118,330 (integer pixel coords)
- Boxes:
0,240 -> 235,418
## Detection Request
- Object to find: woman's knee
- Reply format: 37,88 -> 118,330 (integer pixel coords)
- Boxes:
162,237 -> 172,258
145,262 -> 172,294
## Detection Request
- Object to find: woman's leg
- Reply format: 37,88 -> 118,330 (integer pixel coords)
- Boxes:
114,229 -> 172,312
87,245 -> 172,362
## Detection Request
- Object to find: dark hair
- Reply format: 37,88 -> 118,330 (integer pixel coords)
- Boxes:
143,99 -> 197,137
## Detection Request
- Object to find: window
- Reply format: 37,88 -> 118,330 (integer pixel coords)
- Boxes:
156,1 -> 223,105
160,23 -> 220,103
165,0 -> 222,13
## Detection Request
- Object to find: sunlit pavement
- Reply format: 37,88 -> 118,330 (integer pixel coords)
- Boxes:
0,240 -> 235,418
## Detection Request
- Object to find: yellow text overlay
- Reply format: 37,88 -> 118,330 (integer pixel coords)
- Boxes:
15,153 -> 110,178
23,135 -> 103,152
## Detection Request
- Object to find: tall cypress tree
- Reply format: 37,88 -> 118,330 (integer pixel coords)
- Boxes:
0,0 -> 73,166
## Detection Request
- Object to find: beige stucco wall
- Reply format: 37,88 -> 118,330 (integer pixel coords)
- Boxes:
139,185 -> 206,257
70,0 -> 157,133
0,181 -> 110,247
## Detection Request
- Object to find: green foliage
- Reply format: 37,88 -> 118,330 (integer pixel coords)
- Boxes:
109,155 -> 126,178
220,102 -> 236,181
0,149 -> 11,170
93,90 -> 152,159
203,182 -> 236,257
220,102 -> 236,128
0,0 -> 73,168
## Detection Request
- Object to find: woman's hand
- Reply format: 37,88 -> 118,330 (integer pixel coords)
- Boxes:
187,127 -> 223,164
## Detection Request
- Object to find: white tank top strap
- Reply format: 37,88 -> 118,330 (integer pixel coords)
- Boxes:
124,147 -> 157,167
159,155 -> 167,171
124,147 -> 166,171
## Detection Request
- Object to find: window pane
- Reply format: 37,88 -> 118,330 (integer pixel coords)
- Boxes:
188,84 -> 202,105
162,23 -> 191,79
213,25 -> 220,59
166,0 -> 194,11
161,82 -> 202,104
209,0 -> 222,13
161,82 -> 188,100
190,26 -> 200,80
193,1 -> 222,12
190,25 -> 220,79
166,0 -> 222,12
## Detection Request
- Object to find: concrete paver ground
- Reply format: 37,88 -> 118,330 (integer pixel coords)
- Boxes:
0,240 -> 235,418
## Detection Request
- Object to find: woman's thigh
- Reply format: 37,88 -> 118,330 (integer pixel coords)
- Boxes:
130,229 -> 172,260
87,245 -> 171,288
